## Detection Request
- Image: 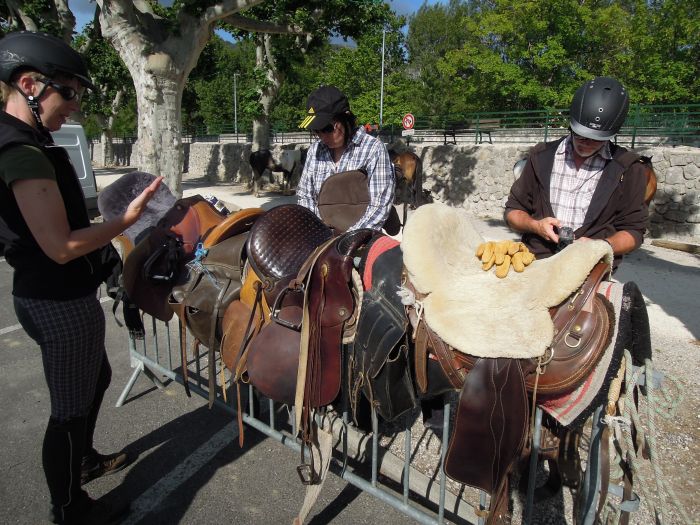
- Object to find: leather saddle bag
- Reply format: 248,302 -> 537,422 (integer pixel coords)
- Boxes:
169,233 -> 247,349
527,261 -> 614,397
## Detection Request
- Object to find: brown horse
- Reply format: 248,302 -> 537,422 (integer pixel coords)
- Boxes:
389,150 -> 431,227
640,155 -> 657,205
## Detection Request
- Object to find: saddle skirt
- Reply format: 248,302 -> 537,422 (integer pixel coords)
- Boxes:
401,202 -> 613,359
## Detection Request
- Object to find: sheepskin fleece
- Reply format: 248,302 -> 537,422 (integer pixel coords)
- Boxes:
401,202 -> 613,358
97,171 -> 177,245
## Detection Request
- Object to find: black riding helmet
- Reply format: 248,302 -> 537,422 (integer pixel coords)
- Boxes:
0,31 -> 95,90
569,76 -> 629,141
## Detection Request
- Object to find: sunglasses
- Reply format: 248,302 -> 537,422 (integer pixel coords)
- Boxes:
40,78 -> 84,102
571,130 -> 604,144
315,123 -> 336,135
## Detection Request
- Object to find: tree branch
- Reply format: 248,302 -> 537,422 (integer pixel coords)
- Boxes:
6,1 -> 38,31
223,14 -> 307,35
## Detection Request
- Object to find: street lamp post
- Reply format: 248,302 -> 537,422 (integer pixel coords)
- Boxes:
379,28 -> 385,128
233,73 -> 239,143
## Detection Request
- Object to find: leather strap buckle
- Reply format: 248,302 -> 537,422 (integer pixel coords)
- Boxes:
296,463 -> 320,485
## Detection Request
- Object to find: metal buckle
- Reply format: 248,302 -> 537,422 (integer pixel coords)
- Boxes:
296,463 -> 320,485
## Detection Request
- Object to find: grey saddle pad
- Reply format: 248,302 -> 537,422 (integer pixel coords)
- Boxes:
97,171 -> 177,245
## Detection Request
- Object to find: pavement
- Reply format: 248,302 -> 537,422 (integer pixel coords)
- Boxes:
0,167 -> 697,524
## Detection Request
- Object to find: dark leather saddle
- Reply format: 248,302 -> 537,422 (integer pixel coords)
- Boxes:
349,235 -> 417,422
246,204 -> 334,304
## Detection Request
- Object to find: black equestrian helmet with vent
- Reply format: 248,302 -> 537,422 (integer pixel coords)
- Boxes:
569,76 -> 629,141
0,31 -> 95,90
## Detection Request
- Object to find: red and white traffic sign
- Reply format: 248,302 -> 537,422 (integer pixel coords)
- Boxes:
402,113 -> 415,130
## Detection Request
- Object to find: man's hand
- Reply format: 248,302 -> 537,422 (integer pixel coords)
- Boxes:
506,209 -> 561,243
124,176 -> 163,227
534,217 -> 561,243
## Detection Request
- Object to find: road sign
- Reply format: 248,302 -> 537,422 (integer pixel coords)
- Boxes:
401,129 -> 415,136
402,113 -> 415,130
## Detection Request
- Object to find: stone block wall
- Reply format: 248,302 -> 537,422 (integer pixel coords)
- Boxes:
91,138 -> 700,241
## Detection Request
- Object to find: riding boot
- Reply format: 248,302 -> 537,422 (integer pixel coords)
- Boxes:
43,416 -> 89,524
83,356 -> 111,454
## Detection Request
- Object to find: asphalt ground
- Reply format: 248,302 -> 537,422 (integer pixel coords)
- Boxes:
1,167 -> 698,524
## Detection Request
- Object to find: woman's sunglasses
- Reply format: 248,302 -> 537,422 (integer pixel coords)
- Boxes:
39,78 -> 84,102
315,123 -> 335,135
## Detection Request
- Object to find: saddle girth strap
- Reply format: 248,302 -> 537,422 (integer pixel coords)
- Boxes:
170,301 -> 192,398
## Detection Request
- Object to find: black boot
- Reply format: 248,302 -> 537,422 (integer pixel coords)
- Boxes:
83,356 -> 111,455
43,416 -> 88,524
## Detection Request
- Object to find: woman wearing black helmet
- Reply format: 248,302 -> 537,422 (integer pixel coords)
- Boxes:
0,31 -> 160,524
505,76 -> 649,272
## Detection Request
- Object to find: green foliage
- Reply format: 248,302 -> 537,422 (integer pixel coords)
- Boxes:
0,0 -> 63,36
76,24 -> 135,123
57,0 -> 700,136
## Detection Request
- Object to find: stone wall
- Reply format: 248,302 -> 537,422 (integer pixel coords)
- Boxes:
92,139 -> 700,241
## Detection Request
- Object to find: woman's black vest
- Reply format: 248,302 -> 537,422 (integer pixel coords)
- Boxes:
0,112 -> 102,299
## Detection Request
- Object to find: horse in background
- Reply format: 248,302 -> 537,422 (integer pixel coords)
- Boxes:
639,155 -> 657,205
249,149 -> 301,197
389,149 -> 432,227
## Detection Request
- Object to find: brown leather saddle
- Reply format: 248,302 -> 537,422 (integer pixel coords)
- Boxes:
246,204 -> 334,305
409,261 -> 614,525
122,195 -> 226,321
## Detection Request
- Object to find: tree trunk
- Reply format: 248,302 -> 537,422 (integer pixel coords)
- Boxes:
252,34 -> 284,152
97,5 -> 209,196
132,68 -> 184,194
100,128 -> 114,166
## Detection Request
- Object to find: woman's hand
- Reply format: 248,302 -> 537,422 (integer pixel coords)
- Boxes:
123,176 -> 163,227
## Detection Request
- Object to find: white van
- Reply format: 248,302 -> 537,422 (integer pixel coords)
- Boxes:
51,123 -> 99,217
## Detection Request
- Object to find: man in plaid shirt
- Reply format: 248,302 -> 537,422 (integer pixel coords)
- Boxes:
505,77 -> 649,272
298,85 -> 395,231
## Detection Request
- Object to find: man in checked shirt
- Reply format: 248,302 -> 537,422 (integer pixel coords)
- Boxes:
297,85 -> 397,232
505,76 -> 650,273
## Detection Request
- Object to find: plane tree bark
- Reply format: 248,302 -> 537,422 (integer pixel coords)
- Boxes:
95,0 -> 266,195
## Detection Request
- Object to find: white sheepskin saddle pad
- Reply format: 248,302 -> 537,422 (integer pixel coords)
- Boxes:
401,202 -> 613,359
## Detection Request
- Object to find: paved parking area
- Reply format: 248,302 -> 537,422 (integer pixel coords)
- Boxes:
2,170 -> 698,523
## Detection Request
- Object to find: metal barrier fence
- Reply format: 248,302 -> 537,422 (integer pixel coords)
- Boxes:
96,103 -> 699,149
114,313 -> 629,524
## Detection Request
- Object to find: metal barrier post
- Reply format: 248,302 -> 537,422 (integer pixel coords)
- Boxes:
524,407 -> 543,524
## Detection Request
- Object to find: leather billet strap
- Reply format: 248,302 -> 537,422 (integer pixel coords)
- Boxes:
170,301 -> 192,398
293,236 -> 340,434
414,320 -> 472,393
406,279 -> 471,394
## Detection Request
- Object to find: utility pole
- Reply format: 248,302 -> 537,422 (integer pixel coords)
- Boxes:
233,73 -> 239,143
379,28 -> 386,128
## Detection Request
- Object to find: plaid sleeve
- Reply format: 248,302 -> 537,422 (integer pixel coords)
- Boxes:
350,139 -> 395,231
296,143 -> 320,217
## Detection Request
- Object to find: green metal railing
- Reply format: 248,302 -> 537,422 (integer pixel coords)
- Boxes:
90,104 -> 700,147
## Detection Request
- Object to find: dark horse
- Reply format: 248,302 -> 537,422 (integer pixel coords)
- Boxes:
388,150 -> 432,227
249,149 -> 301,197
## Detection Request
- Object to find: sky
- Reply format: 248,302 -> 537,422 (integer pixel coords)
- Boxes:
69,0 -> 441,35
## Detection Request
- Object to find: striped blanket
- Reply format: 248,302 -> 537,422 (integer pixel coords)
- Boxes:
541,280 -> 651,427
